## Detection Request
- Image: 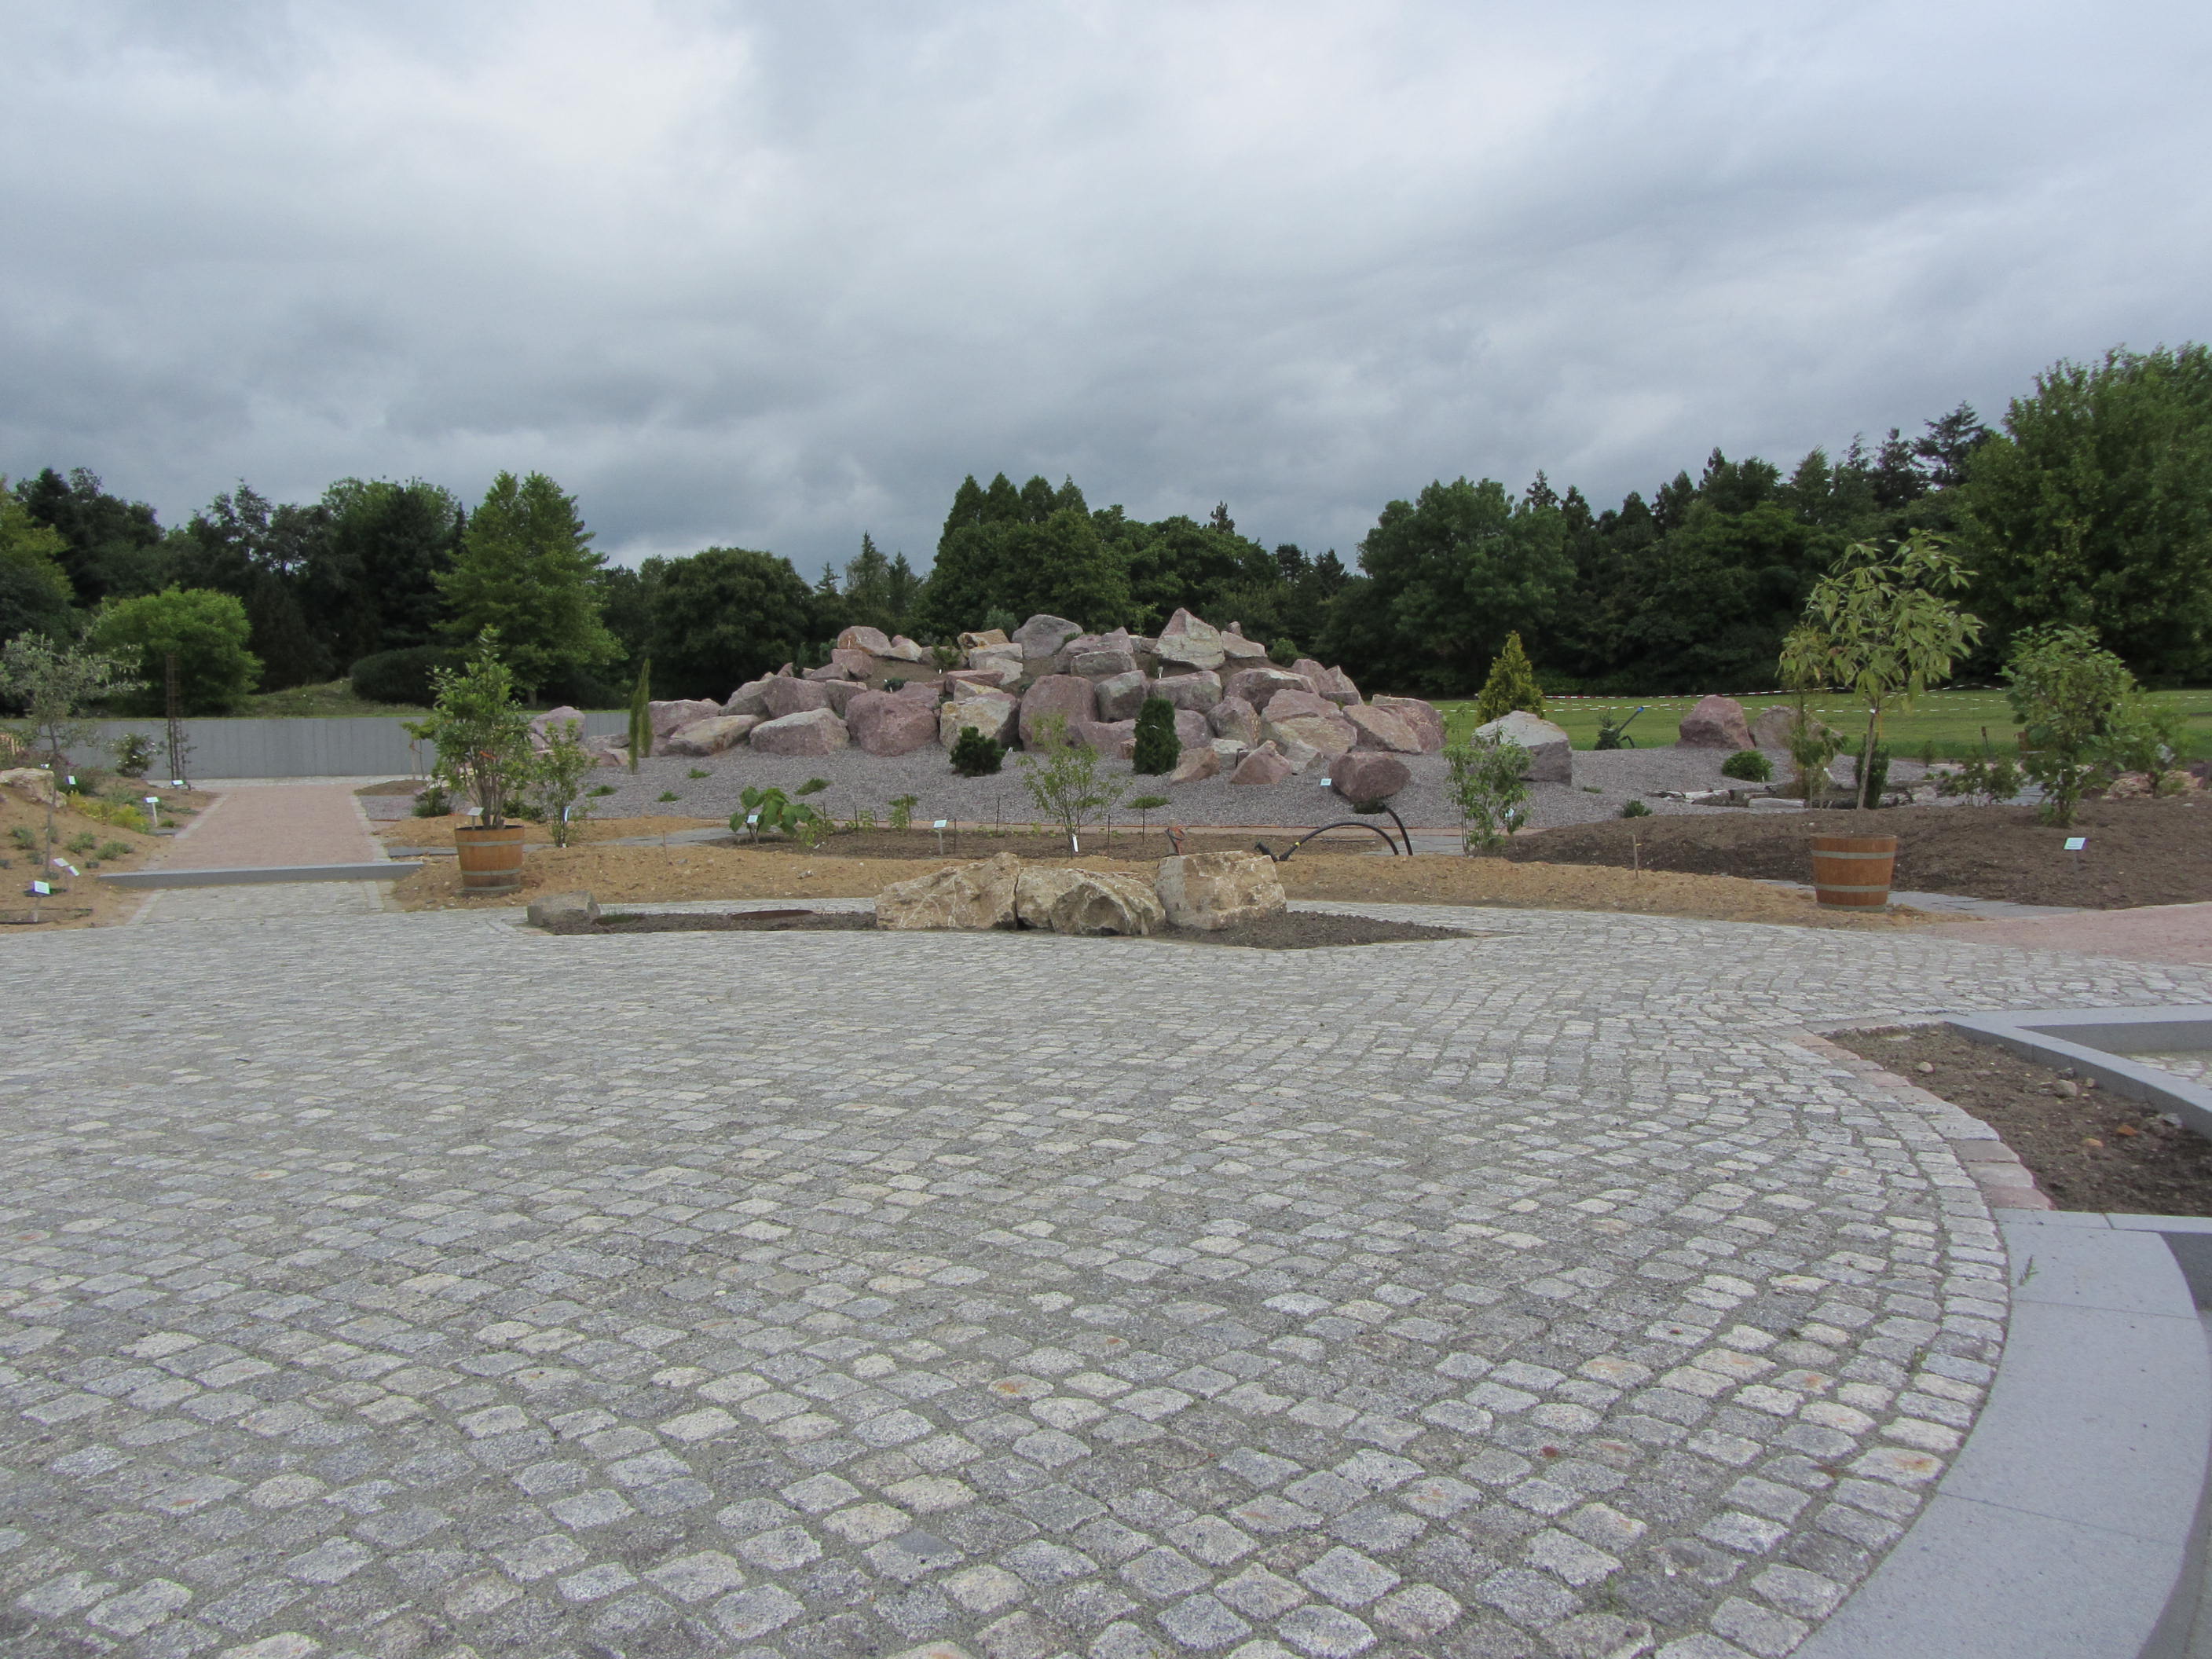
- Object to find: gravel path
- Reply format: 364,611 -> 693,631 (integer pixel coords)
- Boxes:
364,746 -> 1926,832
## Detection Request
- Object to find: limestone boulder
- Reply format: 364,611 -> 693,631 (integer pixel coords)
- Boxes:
1218,632 -> 1269,665
1168,744 -> 1220,783
945,667 -> 1013,694
1210,738 -> 1251,769
1372,696 -> 1445,753
760,677 -> 833,720
880,635 -> 928,664
1155,851 -> 1287,931
1262,706 -> 1357,758
1208,695 -> 1262,746
750,708 -> 850,756
1015,613 -> 1085,667
1273,732 -> 1324,773
875,852 -> 1020,931
1331,752 -> 1412,805
1155,608 -> 1226,671
963,645 -> 1027,686
1071,647 -> 1137,680
1679,694 -> 1754,750
1344,704 -> 1421,753
1474,709 -> 1573,784
846,690 -> 941,756
661,715 -> 759,756
1093,670 -> 1152,723
1015,866 -> 1165,937
527,891 -> 599,930
648,698 -> 722,742
0,767 -> 59,807
957,628 -> 1010,650
1019,675 -> 1100,747
836,624 -> 892,655
1149,671 -> 1221,713
1222,666 -> 1310,711
1230,743 -> 1294,786
939,692 -> 1021,749
724,677 -> 776,717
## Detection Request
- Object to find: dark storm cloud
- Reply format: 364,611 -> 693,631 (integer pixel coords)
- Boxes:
2,0 -> 2207,571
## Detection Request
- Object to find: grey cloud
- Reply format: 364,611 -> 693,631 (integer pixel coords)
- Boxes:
2,0 -> 2206,573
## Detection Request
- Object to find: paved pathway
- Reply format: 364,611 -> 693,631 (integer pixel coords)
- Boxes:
0,904 -> 2206,1658
151,786 -> 382,873
1920,899 -> 2212,967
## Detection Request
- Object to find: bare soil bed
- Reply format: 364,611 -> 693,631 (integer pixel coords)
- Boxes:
1834,1023 -> 2212,1216
0,787 -> 203,930
1503,798 -> 2212,910
551,906 -> 1475,949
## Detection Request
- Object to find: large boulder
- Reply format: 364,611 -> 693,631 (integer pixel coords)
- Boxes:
1218,630 -> 1270,665
1014,614 -> 1085,668
1209,695 -> 1262,746
1372,696 -> 1445,753
1174,707 -> 1211,750
875,853 -> 1020,931
880,635 -> 928,664
1014,867 -> 1164,937
1148,671 -> 1222,713
0,767 -> 60,807
1262,700 -> 1357,757
939,691 -> 1021,749
1474,710 -> 1573,784
750,708 -> 850,756
962,646 -> 1026,687
760,677 -> 833,720
1093,670 -> 1152,722
957,628 -> 1010,650
1155,851 -> 1287,931
529,705 -> 588,750
822,680 -> 865,717
661,715 -> 760,756
1331,752 -> 1412,805
1230,743 -> 1295,786
1155,609 -> 1226,671
1020,675 -> 1101,747
1273,732 -> 1324,773
836,624 -> 892,655
649,698 -> 722,742
1069,646 -> 1137,680
1167,744 -> 1220,783
1313,665 -> 1362,706
1092,719 -> 1137,758
821,650 -> 872,680
1344,704 -> 1422,753
1679,694 -> 1754,750
1222,666 -> 1311,711
846,690 -> 941,756
724,677 -> 776,717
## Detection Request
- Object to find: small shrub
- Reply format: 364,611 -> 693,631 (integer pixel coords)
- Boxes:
1720,749 -> 1772,782
1266,637 -> 1301,667
114,733 -> 155,778
1131,695 -> 1181,775
9,825 -> 38,851
1016,712 -> 1123,852
1445,735 -> 1531,853
97,840 -> 132,861
657,789 -> 679,804
65,832 -> 98,855
524,716 -> 598,847
687,766 -> 710,779
1620,800 -> 1652,819
888,794 -> 919,832
588,783 -> 617,798
950,727 -> 1004,776
796,777 -> 829,797
412,781 -> 451,817
884,677 -> 906,693
1474,632 -> 1546,724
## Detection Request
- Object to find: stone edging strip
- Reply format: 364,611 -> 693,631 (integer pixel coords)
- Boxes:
97,862 -> 424,888
1947,1005 -> 2212,1141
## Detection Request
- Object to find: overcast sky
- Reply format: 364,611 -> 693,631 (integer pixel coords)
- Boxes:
3,2 -> 2207,575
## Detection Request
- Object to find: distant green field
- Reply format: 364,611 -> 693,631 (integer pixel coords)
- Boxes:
1434,689 -> 2212,760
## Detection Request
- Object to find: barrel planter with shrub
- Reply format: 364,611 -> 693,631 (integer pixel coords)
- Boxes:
454,824 -> 527,892
404,628 -> 536,900
1810,833 -> 1898,908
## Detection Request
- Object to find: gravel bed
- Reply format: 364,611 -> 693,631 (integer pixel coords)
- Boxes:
362,744 -> 1926,832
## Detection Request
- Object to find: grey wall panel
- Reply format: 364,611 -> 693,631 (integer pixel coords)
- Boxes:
60,713 -> 626,778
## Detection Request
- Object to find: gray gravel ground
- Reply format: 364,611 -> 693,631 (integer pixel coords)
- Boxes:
362,752 -> 1920,836
364,745 -> 1927,833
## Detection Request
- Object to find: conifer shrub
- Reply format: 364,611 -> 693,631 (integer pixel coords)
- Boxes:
1131,695 -> 1181,775
1720,749 -> 1772,782
950,727 -> 1004,776
1474,632 -> 1545,725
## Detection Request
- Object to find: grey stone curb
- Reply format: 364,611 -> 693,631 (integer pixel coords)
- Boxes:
1802,1211 -> 2212,1659
97,862 -> 423,888
1947,1006 -> 2212,1141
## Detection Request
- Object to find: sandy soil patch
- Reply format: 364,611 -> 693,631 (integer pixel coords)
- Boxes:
0,787 -> 211,930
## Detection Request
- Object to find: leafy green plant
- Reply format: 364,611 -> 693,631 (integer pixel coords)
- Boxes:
1779,532 -> 1981,809
1444,734 -> 1531,853
657,789 -> 679,804
1128,793 -> 1170,834
401,630 -> 533,829
2002,624 -> 2148,825
950,727 -> 1005,776
930,643 -> 963,673
1720,749 -> 1772,783
884,678 -> 906,694
413,781 -> 452,817
1016,712 -> 1123,853
731,785 -> 826,842
1131,696 -> 1181,775
1935,728 -> 2024,806
588,782 -> 616,797
65,832 -> 97,855
113,733 -> 155,778
888,794 -> 919,832
1474,631 -> 1545,724
797,777 -> 830,797
96,840 -> 132,861
1619,800 -> 1652,819
1782,694 -> 1845,800
524,716 -> 598,847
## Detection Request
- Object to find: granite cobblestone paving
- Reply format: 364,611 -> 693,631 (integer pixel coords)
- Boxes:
1,902 -> 2205,1657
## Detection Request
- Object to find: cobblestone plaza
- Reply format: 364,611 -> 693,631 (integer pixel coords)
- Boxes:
3,902 -> 2204,1657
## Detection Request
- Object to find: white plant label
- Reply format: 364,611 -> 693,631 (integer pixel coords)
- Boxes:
2064,837 -> 2087,851
30,881 -> 50,895
933,819 -> 948,830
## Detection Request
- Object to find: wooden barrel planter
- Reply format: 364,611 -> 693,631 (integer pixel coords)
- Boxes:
1810,833 -> 1898,908
453,824 -> 526,893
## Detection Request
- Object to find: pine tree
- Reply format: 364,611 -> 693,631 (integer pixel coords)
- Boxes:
438,471 -> 617,698
1474,631 -> 1545,724
1131,695 -> 1181,775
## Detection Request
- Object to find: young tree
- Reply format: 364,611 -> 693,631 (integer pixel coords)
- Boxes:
1473,631 -> 1546,723
2001,624 -> 2147,826
1443,735 -> 1531,853
405,630 -> 533,828
524,716 -> 597,847
1016,712 -> 1124,853
439,471 -> 617,698
88,588 -> 262,715
0,635 -> 139,921
1779,533 -> 1981,808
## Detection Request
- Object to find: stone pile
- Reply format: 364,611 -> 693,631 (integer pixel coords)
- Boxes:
618,609 -> 1444,794
875,849 -> 1287,936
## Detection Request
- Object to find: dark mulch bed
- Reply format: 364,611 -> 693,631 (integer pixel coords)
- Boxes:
1833,1024 -> 2212,1216
1503,799 -> 2212,910
552,908 -> 1472,950
715,828 -> 1385,862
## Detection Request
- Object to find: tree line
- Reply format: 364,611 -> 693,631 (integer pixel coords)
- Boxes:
2,343 -> 2204,712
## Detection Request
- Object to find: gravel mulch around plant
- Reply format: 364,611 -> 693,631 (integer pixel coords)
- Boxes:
1833,1023 -> 2212,1216
360,744 -> 1925,832
1503,797 -> 2212,910
547,906 -> 1475,949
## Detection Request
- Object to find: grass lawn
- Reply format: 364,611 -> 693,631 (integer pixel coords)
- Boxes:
238,679 -> 428,717
1434,687 -> 2212,760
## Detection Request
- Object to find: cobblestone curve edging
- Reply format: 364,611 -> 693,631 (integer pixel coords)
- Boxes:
0,906 -> 2207,1657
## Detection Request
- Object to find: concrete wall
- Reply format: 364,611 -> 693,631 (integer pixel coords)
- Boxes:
63,713 -> 628,780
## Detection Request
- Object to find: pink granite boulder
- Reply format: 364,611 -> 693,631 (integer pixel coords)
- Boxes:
760,677 -> 833,720
648,698 -> 722,742
1331,751 -> 1412,804
1209,695 -> 1262,746
661,715 -> 759,756
1020,675 -> 1101,747
1345,704 -> 1422,753
845,690 -> 941,756
1679,694 -> 1754,750
1372,696 -> 1444,753
1150,671 -> 1222,712
1093,670 -> 1152,722
1222,666 -> 1311,711
836,624 -> 892,655
750,708 -> 850,755
1230,742 -> 1295,786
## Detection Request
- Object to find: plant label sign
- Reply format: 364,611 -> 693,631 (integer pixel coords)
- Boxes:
745,812 -> 760,826
29,881 -> 50,895
2065,837 -> 2087,851
933,820 -> 948,830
